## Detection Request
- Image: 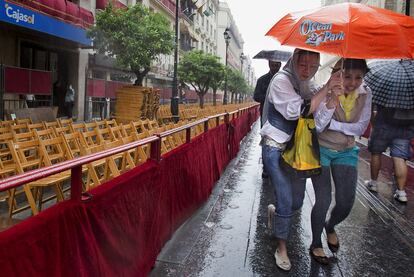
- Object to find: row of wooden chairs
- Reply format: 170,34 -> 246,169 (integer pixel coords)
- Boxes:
0,117 -> 210,218
156,103 -> 252,124
0,103 -> 252,218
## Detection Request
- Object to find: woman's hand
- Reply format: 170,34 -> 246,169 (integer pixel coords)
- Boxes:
326,94 -> 339,109
327,70 -> 344,94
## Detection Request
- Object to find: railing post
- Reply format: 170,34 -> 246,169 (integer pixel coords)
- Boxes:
216,116 -> 220,127
71,165 -> 82,202
186,127 -> 191,143
224,113 -> 229,125
150,135 -> 161,162
204,119 -> 209,132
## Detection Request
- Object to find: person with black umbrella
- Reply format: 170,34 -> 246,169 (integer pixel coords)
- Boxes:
254,60 -> 282,120
254,60 -> 281,179
364,60 -> 414,203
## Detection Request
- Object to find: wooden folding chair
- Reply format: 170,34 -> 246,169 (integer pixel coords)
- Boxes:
105,119 -> 118,129
78,141 -> 121,190
15,118 -> 32,125
34,129 -> 56,140
33,136 -> 72,208
60,132 -> 100,190
10,123 -> 29,135
6,139 -> 42,216
27,122 -> 45,132
52,125 -> 72,136
0,119 -> 16,128
57,118 -> 73,127
42,121 -> 59,130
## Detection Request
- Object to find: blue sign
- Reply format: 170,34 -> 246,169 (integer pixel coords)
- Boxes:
0,0 -> 92,45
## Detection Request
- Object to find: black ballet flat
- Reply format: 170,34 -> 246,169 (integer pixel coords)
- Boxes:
327,233 -> 340,253
309,247 -> 330,265
328,241 -> 340,253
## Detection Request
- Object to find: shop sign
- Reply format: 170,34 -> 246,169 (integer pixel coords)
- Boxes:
0,0 -> 91,45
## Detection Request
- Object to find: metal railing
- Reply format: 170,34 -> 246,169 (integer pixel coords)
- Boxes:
0,105 -> 257,204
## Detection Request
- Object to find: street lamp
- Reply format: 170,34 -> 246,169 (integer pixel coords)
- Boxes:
171,0 -> 180,122
239,52 -> 245,73
223,28 -> 231,105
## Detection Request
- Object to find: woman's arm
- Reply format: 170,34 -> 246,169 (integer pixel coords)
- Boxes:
328,89 -> 372,136
314,94 -> 337,133
309,70 -> 343,114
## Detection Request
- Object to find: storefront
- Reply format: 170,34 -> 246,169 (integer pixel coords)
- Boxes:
0,0 -> 93,120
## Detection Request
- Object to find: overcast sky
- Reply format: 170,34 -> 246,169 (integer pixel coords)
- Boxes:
224,0 -> 322,78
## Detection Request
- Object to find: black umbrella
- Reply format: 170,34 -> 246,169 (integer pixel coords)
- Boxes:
364,60 -> 414,109
253,50 -> 292,62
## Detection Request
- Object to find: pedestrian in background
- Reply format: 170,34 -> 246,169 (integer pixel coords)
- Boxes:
367,106 -> 414,202
311,59 -> 371,264
65,83 -> 75,118
254,60 -> 282,121
254,60 -> 281,178
363,59 -> 414,203
261,48 -> 341,271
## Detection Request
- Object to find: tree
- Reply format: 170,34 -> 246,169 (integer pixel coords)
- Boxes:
227,69 -> 246,104
178,50 -> 223,108
209,63 -> 225,106
88,4 -> 174,86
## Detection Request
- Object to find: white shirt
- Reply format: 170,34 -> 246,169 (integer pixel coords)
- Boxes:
314,85 -> 372,136
260,74 -> 304,143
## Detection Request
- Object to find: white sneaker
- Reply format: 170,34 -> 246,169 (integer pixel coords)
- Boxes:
366,180 -> 378,192
394,189 -> 408,203
267,204 -> 276,231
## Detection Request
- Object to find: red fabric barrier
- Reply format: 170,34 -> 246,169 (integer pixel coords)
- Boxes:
31,70 -> 52,95
105,81 -> 129,99
4,67 -> 52,95
4,67 -> 30,94
229,107 -> 260,158
0,122 -> 233,276
87,79 -> 106,98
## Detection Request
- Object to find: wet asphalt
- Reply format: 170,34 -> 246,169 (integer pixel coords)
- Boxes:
150,122 -> 414,277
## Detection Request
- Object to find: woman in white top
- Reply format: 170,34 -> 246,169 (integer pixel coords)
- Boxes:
261,48 -> 342,271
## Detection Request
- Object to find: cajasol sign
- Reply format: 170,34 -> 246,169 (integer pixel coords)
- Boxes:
0,0 -> 91,46
4,2 -> 35,24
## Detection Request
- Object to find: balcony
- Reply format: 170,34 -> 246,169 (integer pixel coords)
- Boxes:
15,0 -> 94,28
155,0 -> 176,16
96,0 -> 127,10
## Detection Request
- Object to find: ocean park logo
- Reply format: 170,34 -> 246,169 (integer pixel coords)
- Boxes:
4,3 -> 35,24
299,20 -> 344,47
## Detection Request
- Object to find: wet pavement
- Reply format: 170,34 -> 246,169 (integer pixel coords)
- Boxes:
150,122 -> 414,277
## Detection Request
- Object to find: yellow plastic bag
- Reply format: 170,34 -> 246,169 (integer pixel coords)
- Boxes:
281,116 -> 321,178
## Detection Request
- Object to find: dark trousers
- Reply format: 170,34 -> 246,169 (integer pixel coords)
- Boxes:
65,102 -> 74,118
310,164 -> 357,248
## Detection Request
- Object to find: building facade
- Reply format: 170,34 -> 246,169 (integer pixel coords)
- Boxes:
0,0 -> 96,120
0,0 -> 254,120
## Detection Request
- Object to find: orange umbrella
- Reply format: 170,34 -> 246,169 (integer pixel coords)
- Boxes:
266,3 -> 414,59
